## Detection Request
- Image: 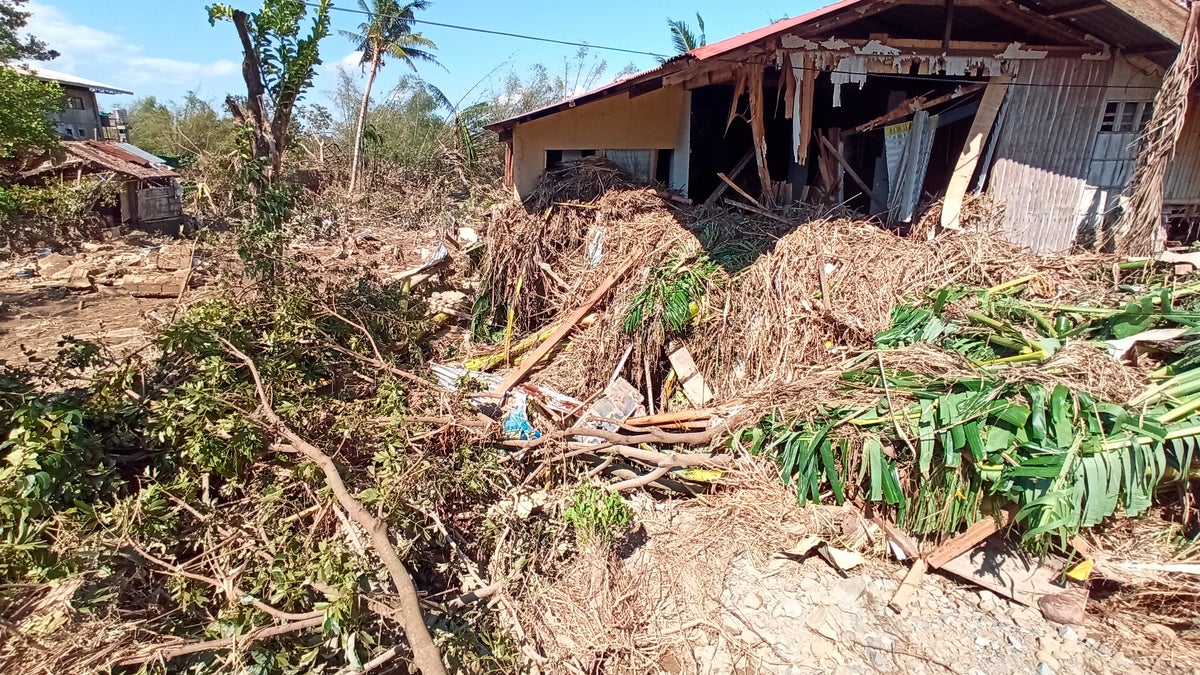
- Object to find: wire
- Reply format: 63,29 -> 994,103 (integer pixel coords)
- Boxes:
304,1 -> 1165,91
307,1 -> 673,59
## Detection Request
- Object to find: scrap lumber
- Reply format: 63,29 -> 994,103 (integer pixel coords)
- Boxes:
703,150 -> 754,207
723,198 -> 791,225
924,514 -> 1007,569
493,254 -> 641,396
746,66 -> 774,206
888,559 -> 928,613
940,77 -> 1011,230
627,409 -> 716,426
939,535 -> 1074,608
797,54 -> 816,165
841,84 -> 985,139
668,346 -> 715,406
717,172 -> 770,211
818,134 -> 876,203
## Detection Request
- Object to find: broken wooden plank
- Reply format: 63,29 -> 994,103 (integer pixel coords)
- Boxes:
842,84 -> 985,139
939,533 -> 1073,608
747,66 -> 774,206
798,55 -> 816,166
627,409 -> 717,426
817,133 -> 877,204
703,150 -> 754,207
723,198 -> 791,225
924,514 -> 1007,569
717,172 -> 770,211
940,76 -> 1011,230
872,517 -> 920,559
888,559 -> 928,613
494,254 -> 642,397
668,346 -> 714,406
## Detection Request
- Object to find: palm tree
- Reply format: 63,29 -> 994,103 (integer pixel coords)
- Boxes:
663,13 -> 706,61
342,0 -> 440,194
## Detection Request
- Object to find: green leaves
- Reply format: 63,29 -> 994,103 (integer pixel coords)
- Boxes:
623,250 -> 717,337
0,68 -> 62,159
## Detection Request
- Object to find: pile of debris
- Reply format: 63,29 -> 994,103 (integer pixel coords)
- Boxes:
441,161 -> 1200,660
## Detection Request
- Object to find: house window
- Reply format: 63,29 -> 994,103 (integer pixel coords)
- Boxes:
1100,101 -> 1153,133
605,150 -> 654,183
66,96 -> 85,110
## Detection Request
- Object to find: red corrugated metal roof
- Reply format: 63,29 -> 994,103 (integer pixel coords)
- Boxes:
689,0 -> 870,60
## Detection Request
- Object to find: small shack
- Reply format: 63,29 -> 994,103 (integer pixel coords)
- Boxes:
487,0 -> 1198,254
20,140 -> 183,234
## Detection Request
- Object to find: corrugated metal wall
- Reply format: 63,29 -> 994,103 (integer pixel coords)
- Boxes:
1165,94 -> 1200,204
988,58 -> 1114,253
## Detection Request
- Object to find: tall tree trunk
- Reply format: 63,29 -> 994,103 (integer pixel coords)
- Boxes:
348,51 -> 381,195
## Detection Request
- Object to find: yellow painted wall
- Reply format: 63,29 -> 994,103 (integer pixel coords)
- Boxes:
512,85 -> 689,195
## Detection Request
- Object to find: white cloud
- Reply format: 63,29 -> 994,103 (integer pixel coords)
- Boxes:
24,3 -> 238,96
325,51 -> 365,77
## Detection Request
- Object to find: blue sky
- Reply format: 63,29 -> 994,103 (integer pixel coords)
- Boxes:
23,1 -> 823,115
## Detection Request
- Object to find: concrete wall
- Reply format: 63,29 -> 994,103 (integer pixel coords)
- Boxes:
50,85 -> 102,140
511,85 -> 691,195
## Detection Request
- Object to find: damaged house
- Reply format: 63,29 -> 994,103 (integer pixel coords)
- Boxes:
487,0 -> 1198,253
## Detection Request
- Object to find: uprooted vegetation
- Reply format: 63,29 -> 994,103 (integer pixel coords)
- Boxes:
2,160 -> 1199,673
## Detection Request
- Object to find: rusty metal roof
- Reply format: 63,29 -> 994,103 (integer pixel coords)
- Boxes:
22,141 -> 179,181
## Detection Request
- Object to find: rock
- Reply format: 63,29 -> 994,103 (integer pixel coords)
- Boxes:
37,253 -> 73,277
867,648 -> 893,672
1036,665 -> 1056,675
979,600 -> 996,612
1144,623 -> 1175,641
1035,650 -> 1061,672
800,576 -> 822,594
743,591 -> 764,610
975,636 -> 992,648
1057,625 -> 1078,641
1037,636 -> 1057,653
1007,634 -> 1023,650
720,612 -> 743,637
1038,588 -> 1088,625
832,576 -> 867,606
62,266 -> 93,291
809,639 -> 833,660
780,598 -> 804,618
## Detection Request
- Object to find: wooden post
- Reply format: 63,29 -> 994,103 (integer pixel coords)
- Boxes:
940,76 -> 1011,230
748,66 -> 774,206
799,56 -> 817,166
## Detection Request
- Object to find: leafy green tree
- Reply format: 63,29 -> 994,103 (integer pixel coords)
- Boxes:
208,0 -> 332,186
127,93 -> 234,160
0,0 -> 57,62
662,13 -> 706,61
0,0 -> 61,163
0,67 -> 61,159
340,0 -> 440,194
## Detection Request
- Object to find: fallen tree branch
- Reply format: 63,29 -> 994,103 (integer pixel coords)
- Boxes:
128,542 -> 323,623
119,616 -> 323,666
221,338 -> 448,675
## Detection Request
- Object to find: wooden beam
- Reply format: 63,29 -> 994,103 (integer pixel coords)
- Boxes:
703,149 -> 754,207
963,0 -> 1098,47
818,133 -> 876,204
943,0 -> 955,52
747,66 -> 774,206
940,76 -> 1011,230
842,83 -> 985,138
797,55 -> 816,165
493,256 -> 641,397
1046,1 -> 1106,20
797,0 -> 946,37
924,512 -> 1011,569
717,172 -> 770,211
